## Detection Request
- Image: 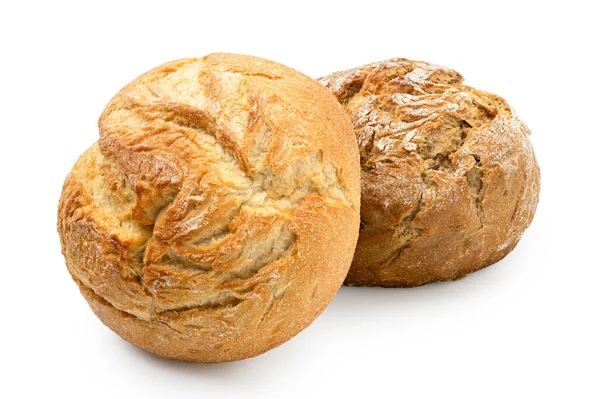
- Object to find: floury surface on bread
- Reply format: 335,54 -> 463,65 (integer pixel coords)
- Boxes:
58,53 -> 361,362
319,58 -> 540,287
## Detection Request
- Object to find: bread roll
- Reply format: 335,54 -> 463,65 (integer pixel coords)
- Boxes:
319,58 -> 540,287
58,53 -> 361,362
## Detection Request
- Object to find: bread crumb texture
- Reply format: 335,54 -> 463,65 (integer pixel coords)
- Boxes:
319,58 -> 540,287
58,54 -> 360,362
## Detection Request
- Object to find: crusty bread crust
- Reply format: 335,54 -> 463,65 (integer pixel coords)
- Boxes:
319,58 -> 540,287
58,53 -> 360,362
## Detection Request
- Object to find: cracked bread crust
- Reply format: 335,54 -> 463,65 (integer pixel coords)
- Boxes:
319,58 -> 540,287
58,53 -> 360,362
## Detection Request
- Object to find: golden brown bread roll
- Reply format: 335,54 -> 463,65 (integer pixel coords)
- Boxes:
58,53 -> 361,362
319,58 -> 540,287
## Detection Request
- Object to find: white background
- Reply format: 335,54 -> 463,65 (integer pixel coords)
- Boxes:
2,1 -> 598,398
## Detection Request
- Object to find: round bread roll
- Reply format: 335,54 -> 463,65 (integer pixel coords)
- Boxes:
319,58 -> 540,287
58,53 -> 360,362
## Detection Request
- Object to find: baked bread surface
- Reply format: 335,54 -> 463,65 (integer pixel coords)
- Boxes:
319,58 -> 540,287
58,53 -> 360,362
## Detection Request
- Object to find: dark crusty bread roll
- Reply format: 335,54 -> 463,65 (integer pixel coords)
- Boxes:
319,58 -> 540,287
58,53 -> 361,362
